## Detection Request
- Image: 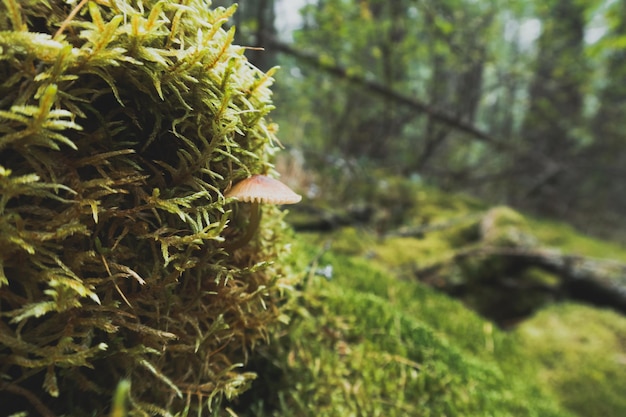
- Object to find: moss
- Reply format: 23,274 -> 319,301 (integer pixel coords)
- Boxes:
0,1 -> 295,415
528,218 -> 626,261
522,267 -> 561,288
372,235 -> 453,268
516,303 -> 626,417
325,227 -> 375,256
237,236 -> 571,417
480,206 -> 537,247
410,185 -> 486,226
274,186 -> 626,416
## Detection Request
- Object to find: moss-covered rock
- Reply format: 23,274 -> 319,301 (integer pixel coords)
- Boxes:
0,1 -> 293,415
479,206 -> 537,247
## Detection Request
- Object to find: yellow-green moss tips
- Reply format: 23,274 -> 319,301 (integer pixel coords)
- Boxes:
0,0 -> 293,415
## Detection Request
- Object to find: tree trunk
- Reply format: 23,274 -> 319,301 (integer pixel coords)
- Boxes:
515,0 -> 588,215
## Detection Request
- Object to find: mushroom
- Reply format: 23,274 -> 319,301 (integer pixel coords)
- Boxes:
224,174 -> 302,251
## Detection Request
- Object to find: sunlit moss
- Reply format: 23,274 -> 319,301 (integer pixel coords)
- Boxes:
480,206 -> 537,247
373,235 -> 453,267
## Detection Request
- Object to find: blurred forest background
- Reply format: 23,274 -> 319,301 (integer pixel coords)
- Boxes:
214,0 -> 626,242
208,3 -> 626,415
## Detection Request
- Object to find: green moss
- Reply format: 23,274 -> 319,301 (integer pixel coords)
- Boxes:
529,218 -> 626,261
372,235 -> 453,267
0,1 -> 294,415
275,187 -> 626,416
238,236 -> 571,417
486,206 -> 526,228
522,267 -> 561,288
325,227 -> 375,256
410,185 -> 486,225
516,303 -> 626,417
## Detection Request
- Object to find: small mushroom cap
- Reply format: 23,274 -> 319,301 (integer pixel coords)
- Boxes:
225,175 -> 302,204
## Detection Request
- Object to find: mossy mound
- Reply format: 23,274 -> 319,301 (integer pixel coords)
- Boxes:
0,1 -> 292,415
299,174 -> 626,324
516,303 -> 626,417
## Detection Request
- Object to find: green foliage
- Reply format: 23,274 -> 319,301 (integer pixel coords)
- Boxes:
0,0 -> 292,415
273,0 -> 515,170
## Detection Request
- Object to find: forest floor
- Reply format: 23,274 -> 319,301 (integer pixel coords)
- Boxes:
235,175 -> 626,417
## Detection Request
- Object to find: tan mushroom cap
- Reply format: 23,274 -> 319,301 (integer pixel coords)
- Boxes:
225,174 -> 302,204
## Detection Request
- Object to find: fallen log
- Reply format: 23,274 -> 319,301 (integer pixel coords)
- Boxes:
415,244 -> 626,317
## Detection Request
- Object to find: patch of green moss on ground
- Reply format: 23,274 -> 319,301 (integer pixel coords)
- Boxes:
528,218 -> 626,261
275,229 -> 626,417
516,303 -> 626,417
409,185 -> 486,225
373,235 -> 452,267
238,236 -> 571,417
264,180 -> 626,417
302,247 -> 501,360
325,227 -> 377,256
276,284 -> 566,417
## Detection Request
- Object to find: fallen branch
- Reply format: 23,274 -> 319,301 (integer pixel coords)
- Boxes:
265,36 -> 556,169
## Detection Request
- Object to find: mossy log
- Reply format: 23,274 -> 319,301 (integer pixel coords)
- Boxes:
415,242 -> 626,325
411,207 -> 626,323
456,246 -> 626,313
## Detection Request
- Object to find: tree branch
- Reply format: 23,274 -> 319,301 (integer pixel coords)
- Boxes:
265,36 -> 556,167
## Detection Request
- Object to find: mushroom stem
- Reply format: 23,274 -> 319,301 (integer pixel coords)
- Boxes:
225,201 -> 261,252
